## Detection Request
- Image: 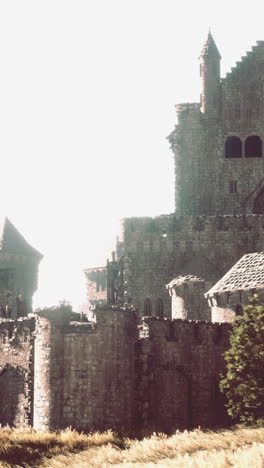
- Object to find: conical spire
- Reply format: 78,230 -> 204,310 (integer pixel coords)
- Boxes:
200,31 -> 221,59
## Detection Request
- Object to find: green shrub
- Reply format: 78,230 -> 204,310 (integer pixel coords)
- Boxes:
220,295 -> 264,425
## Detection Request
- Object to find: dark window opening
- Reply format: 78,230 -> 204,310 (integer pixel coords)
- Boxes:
230,181 -> 237,193
225,136 -> 242,158
144,298 -> 152,316
245,135 -> 262,158
156,298 -> 164,318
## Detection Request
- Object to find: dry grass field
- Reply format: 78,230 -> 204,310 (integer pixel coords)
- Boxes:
0,426 -> 263,467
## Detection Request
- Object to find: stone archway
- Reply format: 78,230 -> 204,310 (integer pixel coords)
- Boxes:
254,189 -> 264,214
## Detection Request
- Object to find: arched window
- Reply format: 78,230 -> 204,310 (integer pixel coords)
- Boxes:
245,135 -> 262,158
156,298 -> 164,318
144,298 -> 152,315
225,136 -> 242,158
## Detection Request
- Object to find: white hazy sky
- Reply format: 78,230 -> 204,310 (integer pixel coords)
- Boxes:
0,0 -> 263,309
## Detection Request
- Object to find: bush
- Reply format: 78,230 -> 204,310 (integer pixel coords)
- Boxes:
220,295 -> 264,425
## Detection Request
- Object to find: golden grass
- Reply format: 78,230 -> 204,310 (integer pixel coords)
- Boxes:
0,426 -> 263,467
0,427 -> 123,467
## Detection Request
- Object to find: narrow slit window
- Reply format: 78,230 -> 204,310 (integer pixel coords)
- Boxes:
230,181 -> 237,193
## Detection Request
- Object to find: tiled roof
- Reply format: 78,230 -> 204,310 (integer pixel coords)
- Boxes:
205,252 -> 264,297
166,275 -> 204,289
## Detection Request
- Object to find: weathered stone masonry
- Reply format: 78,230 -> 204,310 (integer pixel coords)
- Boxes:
34,307 -> 137,432
104,36 -> 264,322
0,317 -> 35,427
108,214 -> 264,318
0,307 -> 230,434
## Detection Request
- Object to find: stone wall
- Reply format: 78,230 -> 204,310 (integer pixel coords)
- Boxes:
112,214 -> 264,318
0,308 -> 232,435
135,317 -> 230,435
32,307 -> 230,435
0,317 -> 35,427
33,307 -> 138,433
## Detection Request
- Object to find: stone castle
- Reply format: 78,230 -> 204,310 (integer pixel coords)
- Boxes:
0,33 -> 264,434
105,32 -> 264,321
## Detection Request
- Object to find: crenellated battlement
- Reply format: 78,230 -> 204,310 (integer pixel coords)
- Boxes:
0,307 -> 231,434
120,214 -> 264,251
139,316 -> 230,345
223,41 -> 264,82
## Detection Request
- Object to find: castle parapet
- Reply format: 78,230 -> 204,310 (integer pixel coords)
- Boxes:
121,214 -> 264,253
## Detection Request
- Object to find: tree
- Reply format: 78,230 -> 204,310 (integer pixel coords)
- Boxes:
220,295 -> 264,425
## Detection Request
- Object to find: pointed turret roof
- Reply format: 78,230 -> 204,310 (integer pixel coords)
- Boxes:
0,217 -> 42,259
200,31 -> 221,59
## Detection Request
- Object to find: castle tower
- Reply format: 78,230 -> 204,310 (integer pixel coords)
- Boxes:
169,37 -> 264,216
200,31 -> 221,117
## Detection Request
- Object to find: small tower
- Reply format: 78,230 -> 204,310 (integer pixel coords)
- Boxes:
200,31 -> 221,117
166,275 -> 208,321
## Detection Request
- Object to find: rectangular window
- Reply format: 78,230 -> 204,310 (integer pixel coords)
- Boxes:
230,181 -> 237,193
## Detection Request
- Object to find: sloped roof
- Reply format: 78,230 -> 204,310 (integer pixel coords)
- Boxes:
205,252 -> 264,297
166,275 -> 204,289
0,217 -> 42,259
200,31 -> 221,59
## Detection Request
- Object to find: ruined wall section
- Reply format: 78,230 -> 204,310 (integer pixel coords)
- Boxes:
0,317 -> 35,427
83,267 -> 107,307
135,317 -> 230,435
118,214 -> 264,317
